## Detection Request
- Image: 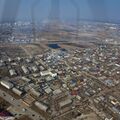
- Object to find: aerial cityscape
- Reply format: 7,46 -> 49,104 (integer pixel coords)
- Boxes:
0,0 -> 120,120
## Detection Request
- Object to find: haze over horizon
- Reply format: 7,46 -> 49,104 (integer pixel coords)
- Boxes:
0,0 -> 120,24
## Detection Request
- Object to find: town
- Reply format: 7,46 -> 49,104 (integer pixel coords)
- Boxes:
0,42 -> 120,120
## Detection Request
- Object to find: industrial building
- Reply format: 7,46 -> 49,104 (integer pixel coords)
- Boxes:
32,66 -> 38,72
30,88 -> 40,97
40,71 -> 51,76
21,66 -> 29,74
44,87 -> 52,94
9,69 -> 17,76
34,101 -> 49,112
0,81 -> 14,89
53,89 -> 62,95
59,99 -> 72,109
40,71 -> 57,77
12,87 -> 23,96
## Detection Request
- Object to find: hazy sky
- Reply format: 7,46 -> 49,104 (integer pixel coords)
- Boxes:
0,0 -> 120,23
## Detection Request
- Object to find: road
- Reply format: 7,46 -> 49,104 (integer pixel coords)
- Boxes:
20,45 -> 31,57
0,89 -> 45,120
